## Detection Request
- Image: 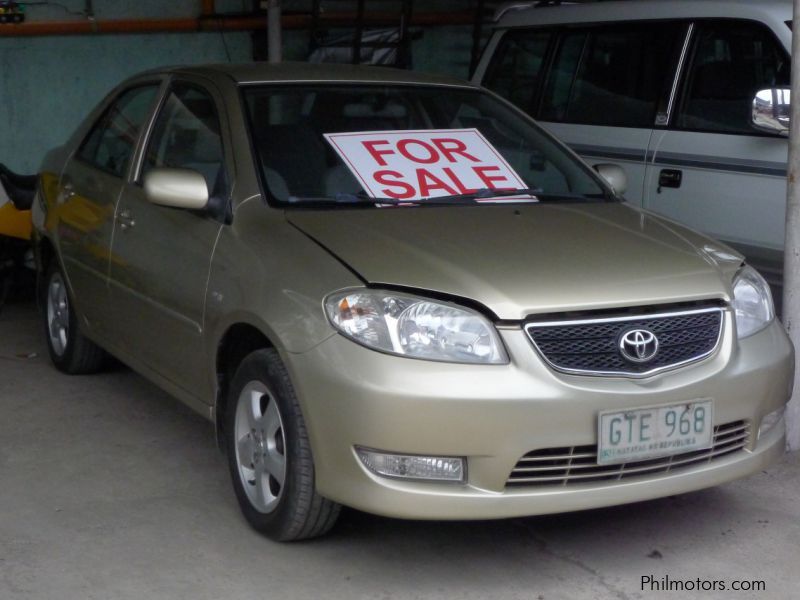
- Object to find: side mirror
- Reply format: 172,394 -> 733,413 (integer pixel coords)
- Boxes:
143,168 -> 209,210
593,163 -> 628,196
751,87 -> 790,136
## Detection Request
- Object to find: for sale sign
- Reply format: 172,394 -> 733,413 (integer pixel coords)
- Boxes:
323,128 -> 533,201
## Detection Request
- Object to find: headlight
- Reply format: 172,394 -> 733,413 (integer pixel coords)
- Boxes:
324,289 -> 508,364
732,265 -> 774,338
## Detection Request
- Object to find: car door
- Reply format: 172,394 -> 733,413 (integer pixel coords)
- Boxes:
56,83 -> 161,336
482,22 -> 686,206
107,79 -> 230,402
644,19 -> 790,285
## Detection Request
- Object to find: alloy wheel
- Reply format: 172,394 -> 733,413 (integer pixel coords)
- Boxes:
46,272 -> 69,357
234,380 -> 287,513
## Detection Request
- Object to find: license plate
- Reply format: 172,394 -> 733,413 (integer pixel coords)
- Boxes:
597,400 -> 713,465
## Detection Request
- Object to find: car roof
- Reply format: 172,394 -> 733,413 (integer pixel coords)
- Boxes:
149,61 -> 476,88
496,0 -> 792,27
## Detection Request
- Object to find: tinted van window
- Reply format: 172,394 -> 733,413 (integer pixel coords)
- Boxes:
540,24 -> 682,127
677,21 -> 790,134
483,30 -> 552,112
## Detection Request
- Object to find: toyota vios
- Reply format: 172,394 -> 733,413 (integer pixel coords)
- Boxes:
32,63 -> 793,541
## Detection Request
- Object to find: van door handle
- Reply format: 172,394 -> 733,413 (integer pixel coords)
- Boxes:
657,169 -> 682,193
117,209 -> 136,231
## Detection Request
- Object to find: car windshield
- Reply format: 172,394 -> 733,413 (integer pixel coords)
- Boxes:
242,84 -> 611,207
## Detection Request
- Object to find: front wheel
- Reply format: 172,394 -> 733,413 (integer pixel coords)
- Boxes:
225,349 -> 340,541
42,264 -> 107,374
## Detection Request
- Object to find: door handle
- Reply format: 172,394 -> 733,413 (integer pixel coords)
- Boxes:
117,208 -> 136,231
657,169 -> 682,193
60,182 -> 76,203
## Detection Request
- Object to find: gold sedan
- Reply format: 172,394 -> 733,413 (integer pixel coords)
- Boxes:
32,63 -> 793,541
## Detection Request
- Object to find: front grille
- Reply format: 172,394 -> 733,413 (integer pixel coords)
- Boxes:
525,306 -> 723,377
506,420 -> 749,488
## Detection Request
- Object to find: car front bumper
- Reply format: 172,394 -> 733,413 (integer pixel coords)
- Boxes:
286,313 -> 793,520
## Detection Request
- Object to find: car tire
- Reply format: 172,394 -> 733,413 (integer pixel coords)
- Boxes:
42,263 -> 107,374
225,348 -> 341,541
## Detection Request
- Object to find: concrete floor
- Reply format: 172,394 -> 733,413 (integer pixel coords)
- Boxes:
1,302 -> 799,600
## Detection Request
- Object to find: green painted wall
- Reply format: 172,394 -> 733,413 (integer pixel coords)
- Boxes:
0,0 -> 480,173
0,32 -> 251,173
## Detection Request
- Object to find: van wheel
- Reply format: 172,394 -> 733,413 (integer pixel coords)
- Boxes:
43,264 -> 107,374
226,348 -> 340,541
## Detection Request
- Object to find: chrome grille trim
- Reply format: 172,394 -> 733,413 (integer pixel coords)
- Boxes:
506,421 -> 749,488
524,306 -> 725,378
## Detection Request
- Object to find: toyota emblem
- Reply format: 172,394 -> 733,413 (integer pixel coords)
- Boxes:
618,328 -> 659,363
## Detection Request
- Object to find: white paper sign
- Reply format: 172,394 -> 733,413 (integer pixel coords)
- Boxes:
323,128 -> 531,201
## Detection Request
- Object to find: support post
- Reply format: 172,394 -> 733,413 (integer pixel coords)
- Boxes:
782,0 -> 800,450
352,0 -> 365,65
267,0 -> 282,63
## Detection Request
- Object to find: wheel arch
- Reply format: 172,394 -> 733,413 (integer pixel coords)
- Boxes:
34,234 -> 57,305
214,321 -> 277,450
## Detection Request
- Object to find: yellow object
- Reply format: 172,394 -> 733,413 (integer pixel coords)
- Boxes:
0,202 -> 32,241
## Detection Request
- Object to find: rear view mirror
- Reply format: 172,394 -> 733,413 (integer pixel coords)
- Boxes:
593,163 -> 628,196
143,168 -> 209,210
751,88 -> 790,136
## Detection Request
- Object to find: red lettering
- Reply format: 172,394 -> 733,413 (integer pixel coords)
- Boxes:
374,170 -> 415,199
472,165 -> 513,190
398,139 -> 439,164
417,168 -> 457,197
432,138 -> 479,163
362,140 -> 394,166
442,167 -> 477,194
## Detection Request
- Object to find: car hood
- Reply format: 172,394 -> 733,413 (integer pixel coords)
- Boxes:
287,203 -> 742,320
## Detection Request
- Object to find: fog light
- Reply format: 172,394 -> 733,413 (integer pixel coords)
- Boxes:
758,407 -> 785,439
356,447 -> 465,482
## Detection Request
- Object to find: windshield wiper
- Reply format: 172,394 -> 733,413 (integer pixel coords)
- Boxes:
287,187 -> 543,206
535,192 -> 612,203
287,193 -> 476,206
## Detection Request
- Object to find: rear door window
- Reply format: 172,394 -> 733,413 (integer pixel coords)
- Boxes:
540,23 -> 683,127
676,20 -> 790,134
77,85 -> 159,178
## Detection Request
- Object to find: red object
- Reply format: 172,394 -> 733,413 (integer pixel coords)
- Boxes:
0,11 -> 474,37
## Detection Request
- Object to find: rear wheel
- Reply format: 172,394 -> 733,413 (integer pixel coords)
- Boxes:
43,264 -> 107,374
225,348 -> 340,541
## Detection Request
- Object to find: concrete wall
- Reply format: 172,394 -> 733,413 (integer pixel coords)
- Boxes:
0,33 -> 252,173
0,0 -> 251,173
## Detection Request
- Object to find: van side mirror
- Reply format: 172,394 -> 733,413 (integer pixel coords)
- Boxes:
143,168 -> 209,210
751,88 -> 790,136
593,163 -> 628,196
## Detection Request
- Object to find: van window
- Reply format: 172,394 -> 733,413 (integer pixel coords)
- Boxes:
483,30 -> 552,112
676,21 -> 790,134
540,24 -> 682,127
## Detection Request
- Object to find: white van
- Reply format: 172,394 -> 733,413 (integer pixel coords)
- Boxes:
473,0 -> 791,286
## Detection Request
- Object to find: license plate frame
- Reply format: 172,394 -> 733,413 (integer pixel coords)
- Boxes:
597,400 -> 714,465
